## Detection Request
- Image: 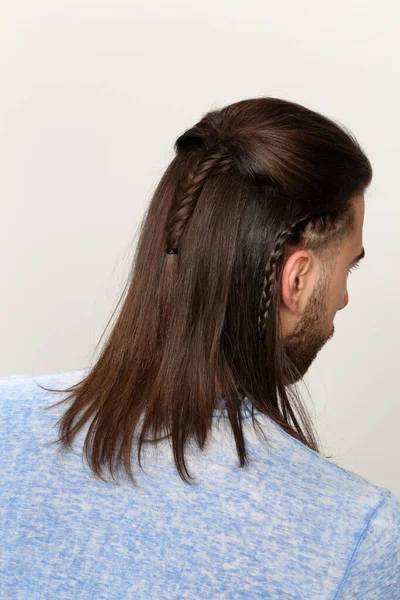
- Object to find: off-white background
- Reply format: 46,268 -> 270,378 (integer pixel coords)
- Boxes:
1,1 -> 399,496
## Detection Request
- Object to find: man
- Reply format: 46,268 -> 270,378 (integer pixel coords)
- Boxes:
1,98 -> 399,599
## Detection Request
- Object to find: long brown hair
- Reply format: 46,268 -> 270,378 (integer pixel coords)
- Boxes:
38,97 -> 373,487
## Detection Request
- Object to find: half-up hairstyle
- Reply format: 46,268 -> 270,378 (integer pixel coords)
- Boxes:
37,97 -> 373,487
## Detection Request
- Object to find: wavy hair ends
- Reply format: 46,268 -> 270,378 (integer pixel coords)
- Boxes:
38,97 -> 373,487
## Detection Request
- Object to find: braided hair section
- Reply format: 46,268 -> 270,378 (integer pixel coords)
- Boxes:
165,143 -> 233,254
257,214 -> 315,342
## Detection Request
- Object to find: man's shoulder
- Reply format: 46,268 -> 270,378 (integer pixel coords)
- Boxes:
262,415 -> 393,516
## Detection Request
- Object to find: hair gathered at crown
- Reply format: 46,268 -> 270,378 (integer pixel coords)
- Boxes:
166,106 -> 275,255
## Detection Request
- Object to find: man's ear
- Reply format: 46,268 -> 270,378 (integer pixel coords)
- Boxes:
280,249 -> 315,314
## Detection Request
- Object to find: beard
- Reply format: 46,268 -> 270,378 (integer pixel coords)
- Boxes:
282,274 -> 335,385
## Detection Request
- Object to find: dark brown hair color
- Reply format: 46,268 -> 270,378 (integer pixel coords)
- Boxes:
37,97 -> 373,487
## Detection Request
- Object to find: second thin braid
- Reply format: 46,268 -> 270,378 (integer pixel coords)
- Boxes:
258,214 -> 314,341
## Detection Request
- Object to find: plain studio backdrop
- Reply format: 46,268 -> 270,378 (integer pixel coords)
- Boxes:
1,1 -> 399,496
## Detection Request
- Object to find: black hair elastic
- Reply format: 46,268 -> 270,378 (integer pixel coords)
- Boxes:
166,248 -> 178,254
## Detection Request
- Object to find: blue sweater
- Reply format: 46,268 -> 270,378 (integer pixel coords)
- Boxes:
1,369 -> 399,599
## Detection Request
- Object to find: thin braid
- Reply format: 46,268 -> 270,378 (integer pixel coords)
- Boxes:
257,214 -> 314,341
165,145 -> 232,252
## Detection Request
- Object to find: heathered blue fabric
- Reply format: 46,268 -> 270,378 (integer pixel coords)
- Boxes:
0,369 -> 399,599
